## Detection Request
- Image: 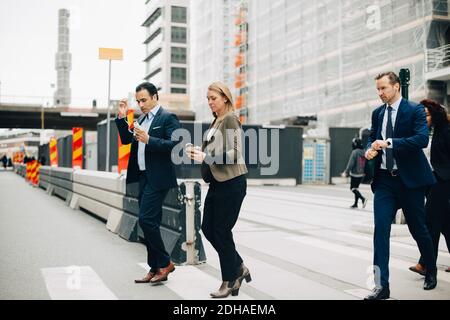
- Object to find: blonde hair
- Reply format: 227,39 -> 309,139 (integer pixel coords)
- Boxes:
208,82 -> 235,113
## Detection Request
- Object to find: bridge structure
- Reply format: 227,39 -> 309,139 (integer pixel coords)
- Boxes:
0,102 -> 195,130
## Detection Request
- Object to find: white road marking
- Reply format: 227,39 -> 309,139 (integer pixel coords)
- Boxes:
41,266 -> 118,300
286,235 -> 450,283
138,263 -> 253,300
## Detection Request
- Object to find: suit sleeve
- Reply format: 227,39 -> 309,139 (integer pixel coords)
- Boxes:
366,109 -> 379,151
115,117 -> 133,145
392,105 -> 429,151
146,113 -> 181,153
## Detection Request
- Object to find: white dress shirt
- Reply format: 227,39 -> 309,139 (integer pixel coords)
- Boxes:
380,97 -> 401,170
137,105 -> 160,171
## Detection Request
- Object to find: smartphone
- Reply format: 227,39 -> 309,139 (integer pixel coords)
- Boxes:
133,120 -> 142,130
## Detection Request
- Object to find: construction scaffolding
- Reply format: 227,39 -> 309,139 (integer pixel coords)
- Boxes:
190,0 -> 241,122
233,1 -> 249,123
244,0 -> 450,128
189,0 -> 450,127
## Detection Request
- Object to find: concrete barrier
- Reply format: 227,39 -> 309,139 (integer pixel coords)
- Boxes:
118,181 -> 206,265
14,164 -> 26,177
71,170 -> 126,232
50,168 -> 73,204
38,166 -> 52,193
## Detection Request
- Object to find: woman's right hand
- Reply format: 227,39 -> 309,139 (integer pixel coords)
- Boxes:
118,98 -> 128,118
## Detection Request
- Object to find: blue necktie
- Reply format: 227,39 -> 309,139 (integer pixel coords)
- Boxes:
386,106 -> 394,171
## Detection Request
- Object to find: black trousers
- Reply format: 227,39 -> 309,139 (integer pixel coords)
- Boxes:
419,177 -> 450,266
138,171 -> 170,272
202,174 -> 247,281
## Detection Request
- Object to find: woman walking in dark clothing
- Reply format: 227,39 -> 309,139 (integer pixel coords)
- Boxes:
342,138 -> 368,209
186,82 -> 251,298
410,100 -> 450,275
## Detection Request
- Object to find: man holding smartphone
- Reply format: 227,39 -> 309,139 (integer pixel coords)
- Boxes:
115,82 -> 181,284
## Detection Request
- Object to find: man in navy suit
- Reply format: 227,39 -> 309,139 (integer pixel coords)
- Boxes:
115,82 -> 181,284
364,72 -> 437,300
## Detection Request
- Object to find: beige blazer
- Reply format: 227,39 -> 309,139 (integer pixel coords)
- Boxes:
202,111 -> 248,182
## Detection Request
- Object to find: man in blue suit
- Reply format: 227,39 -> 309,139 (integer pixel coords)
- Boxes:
364,72 -> 437,300
115,82 -> 181,284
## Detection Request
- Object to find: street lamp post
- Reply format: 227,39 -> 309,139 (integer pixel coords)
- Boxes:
399,68 -> 410,100
99,48 -> 123,172
106,59 -> 112,172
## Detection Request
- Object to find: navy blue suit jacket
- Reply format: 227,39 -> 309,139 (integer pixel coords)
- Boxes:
115,107 -> 181,190
367,98 -> 436,189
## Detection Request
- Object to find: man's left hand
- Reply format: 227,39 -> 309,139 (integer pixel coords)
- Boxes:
134,127 -> 149,144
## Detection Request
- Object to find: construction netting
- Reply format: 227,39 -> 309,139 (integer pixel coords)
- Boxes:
190,0 -> 450,131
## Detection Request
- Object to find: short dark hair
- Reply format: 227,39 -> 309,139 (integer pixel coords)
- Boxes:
420,99 -> 450,128
375,71 -> 401,86
136,82 -> 159,100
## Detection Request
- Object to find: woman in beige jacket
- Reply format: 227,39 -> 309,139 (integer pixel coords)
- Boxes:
187,82 -> 251,298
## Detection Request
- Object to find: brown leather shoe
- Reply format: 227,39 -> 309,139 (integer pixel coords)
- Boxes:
134,271 -> 157,283
409,263 -> 426,276
150,261 -> 175,284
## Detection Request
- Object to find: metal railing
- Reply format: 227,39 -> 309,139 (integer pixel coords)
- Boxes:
425,43 -> 450,73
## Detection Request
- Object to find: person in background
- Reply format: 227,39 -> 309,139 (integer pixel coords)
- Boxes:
1,154 -> 7,169
342,138 -> 368,209
409,99 -> 450,275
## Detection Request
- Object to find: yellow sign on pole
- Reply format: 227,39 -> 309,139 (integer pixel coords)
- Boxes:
99,47 -> 123,171
99,48 -> 123,60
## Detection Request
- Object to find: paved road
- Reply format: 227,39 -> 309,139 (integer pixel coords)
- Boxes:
1,170 -> 449,300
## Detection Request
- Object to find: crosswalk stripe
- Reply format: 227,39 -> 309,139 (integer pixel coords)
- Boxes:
335,231 -> 450,260
138,263 -> 253,300
41,266 -> 118,300
202,240 -> 357,300
285,235 -> 450,283
246,190 -> 350,204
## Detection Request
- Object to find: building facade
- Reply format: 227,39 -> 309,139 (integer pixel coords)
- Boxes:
189,0 -> 241,122
142,0 -> 190,110
190,0 -> 450,129
54,8 -> 71,106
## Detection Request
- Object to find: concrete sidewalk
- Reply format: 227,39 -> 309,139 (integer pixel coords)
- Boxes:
1,171 -> 449,300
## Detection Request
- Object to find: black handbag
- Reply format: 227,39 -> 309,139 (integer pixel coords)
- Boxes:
364,158 -> 376,184
201,161 -> 213,183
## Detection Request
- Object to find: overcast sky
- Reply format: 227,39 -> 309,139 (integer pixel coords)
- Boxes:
0,0 -> 146,108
